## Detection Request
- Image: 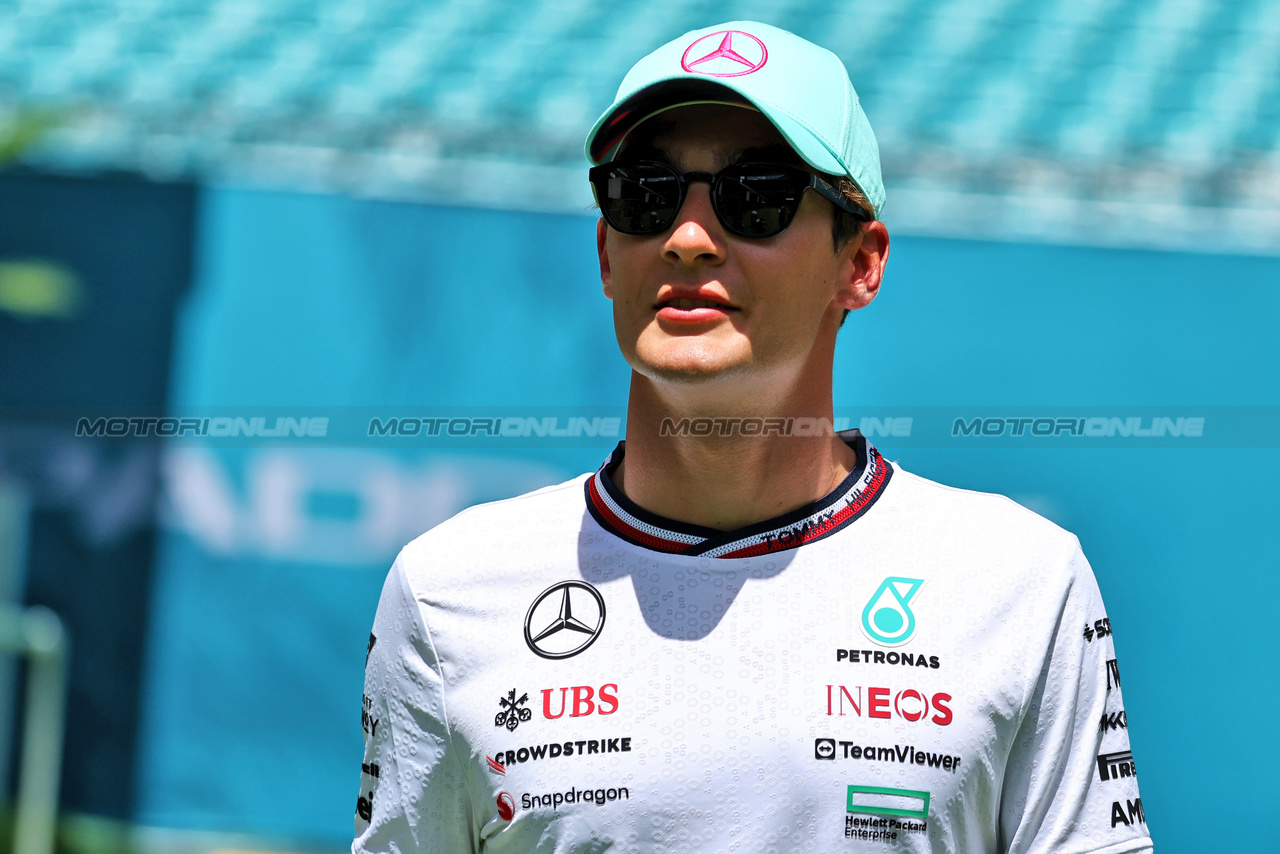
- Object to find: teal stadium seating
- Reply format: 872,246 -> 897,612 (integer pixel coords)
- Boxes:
1,0 -> 1277,248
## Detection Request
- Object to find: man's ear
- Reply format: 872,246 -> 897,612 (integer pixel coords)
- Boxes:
835,220 -> 889,312
597,218 -> 613,299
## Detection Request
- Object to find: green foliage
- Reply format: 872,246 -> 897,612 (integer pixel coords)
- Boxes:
0,110 -> 60,166
0,809 -> 132,854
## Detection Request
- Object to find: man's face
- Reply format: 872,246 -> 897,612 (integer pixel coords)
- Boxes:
597,104 -> 884,397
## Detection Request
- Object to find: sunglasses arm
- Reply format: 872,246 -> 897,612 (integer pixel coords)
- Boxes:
808,174 -> 874,221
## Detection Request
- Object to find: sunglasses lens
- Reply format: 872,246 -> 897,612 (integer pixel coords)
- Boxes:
714,165 -> 805,237
595,163 -> 682,235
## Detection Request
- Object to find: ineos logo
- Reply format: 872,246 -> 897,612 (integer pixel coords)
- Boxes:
524,580 -> 606,659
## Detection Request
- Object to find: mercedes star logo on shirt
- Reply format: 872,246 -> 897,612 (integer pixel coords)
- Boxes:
524,580 -> 606,659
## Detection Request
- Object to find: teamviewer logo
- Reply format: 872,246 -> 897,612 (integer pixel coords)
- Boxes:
815,738 -> 836,760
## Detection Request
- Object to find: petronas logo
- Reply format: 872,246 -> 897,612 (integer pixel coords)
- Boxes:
860,577 -> 926,647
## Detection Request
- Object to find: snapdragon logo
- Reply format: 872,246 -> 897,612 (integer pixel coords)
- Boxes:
522,786 -> 629,811
860,577 -> 925,646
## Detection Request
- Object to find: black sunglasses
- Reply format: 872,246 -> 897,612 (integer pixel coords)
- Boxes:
588,159 -> 872,238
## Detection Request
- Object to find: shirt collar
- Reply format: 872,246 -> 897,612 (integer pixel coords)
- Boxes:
584,430 -> 892,558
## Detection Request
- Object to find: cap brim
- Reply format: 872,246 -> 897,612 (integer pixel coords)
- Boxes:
586,77 -> 846,178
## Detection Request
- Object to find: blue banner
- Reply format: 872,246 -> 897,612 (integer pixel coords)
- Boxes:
137,187 -> 1280,852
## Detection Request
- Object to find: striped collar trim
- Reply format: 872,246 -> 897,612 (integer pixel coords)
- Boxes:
584,431 -> 892,559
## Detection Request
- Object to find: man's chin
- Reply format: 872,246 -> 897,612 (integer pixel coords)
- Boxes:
638,364 -> 743,385
628,348 -> 753,386
619,325 -> 764,384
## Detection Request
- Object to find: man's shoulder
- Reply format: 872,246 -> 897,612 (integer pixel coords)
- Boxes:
395,471 -> 593,574
879,461 -> 1081,557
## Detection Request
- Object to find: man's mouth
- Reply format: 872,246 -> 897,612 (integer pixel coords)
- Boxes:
662,298 -> 733,310
653,288 -> 737,323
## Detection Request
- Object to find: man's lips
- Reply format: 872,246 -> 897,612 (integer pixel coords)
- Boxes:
655,294 -> 737,323
662,298 -> 733,310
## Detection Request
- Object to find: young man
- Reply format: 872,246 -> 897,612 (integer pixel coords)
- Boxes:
353,22 -> 1152,854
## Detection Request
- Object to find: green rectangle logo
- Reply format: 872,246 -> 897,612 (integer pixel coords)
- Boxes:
846,784 -> 930,818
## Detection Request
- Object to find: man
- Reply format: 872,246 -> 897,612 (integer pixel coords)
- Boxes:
353,21 -> 1151,854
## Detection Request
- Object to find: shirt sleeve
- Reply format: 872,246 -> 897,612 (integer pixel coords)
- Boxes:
352,556 -> 479,854
999,541 -> 1153,854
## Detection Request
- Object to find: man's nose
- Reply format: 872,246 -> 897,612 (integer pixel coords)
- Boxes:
662,184 -> 726,266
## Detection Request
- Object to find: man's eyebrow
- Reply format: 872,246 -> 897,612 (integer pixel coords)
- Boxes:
617,142 -> 804,170
618,143 -> 669,162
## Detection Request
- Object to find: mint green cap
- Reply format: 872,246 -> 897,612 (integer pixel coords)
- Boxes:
585,21 -> 885,216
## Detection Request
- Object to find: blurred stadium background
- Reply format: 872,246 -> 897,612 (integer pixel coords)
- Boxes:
0,0 -> 1276,852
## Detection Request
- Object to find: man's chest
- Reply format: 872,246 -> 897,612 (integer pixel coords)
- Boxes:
430,549 -> 1034,848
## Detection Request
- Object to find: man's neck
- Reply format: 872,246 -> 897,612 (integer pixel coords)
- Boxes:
613,373 -> 857,531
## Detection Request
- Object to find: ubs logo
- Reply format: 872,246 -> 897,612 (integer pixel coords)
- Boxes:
524,580 -> 606,659
495,689 -> 532,731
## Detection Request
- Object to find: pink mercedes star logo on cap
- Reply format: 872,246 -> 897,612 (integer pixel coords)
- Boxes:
681,30 -> 768,77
